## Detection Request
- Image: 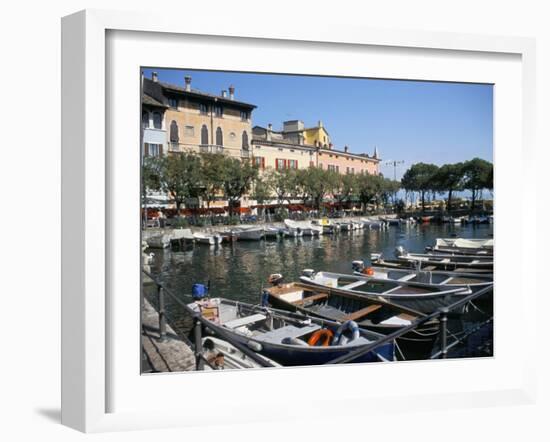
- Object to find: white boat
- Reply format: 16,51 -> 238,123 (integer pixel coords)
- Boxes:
284,219 -> 322,236
193,232 -> 223,246
231,226 -> 264,241
264,226 -> 282,239
360,218 -> 386,229
201,336 -> 281,370
171,228 -> 195,241
145,234 -> 171,249
435,237 -> 494,250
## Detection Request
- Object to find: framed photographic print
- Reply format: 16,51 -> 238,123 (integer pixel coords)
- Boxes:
62,9 -> 537,433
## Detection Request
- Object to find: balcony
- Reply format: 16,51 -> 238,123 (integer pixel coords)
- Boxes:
199,144 -> 224,154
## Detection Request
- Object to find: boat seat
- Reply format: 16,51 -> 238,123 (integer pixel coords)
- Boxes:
397,274 -> 417,282
341,280 -> 366,290
260,324 -> 321,344
343,304 -> 382,321
223,314 -> 267,330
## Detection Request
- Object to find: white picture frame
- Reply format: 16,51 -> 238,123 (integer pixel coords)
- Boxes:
61,9 -> 537,433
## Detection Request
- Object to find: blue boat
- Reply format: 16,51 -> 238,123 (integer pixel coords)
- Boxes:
188,297 -> 395,366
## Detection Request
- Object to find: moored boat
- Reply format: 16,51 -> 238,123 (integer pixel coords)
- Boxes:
266,280 -> 440,359
299,270 -> 473,314
230,226 -> 265,241
188,297 -> 395,366
201,336 -> 282,370
193,232 -> 223,246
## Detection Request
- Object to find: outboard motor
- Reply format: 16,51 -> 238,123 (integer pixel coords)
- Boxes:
301,268 -> 316,278
268,273 -> 283,286
351,260 -> 365,272
191,282 -> 209,300
370,252 -> 382,262
394,245 -> 406,258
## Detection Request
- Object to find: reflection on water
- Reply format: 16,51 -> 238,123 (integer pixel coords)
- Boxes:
144,223 -> 493,357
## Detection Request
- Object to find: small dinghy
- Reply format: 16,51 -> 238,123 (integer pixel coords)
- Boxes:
230,226 -> 264,241
427,237 -> 494,256
284,219 -> 322,236
392,246 -> 494,271
360,218 -> 386,229
351,261 -> 493,289
188,297 -> 395,366
201,336 -> 281,370
266,280 -> 439,360
193,232 -> 223,246
299,270 -> 474,314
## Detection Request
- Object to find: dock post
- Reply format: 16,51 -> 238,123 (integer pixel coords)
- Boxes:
158,286 -> 166,341
194,317 -> 204,370
438,308 -> 448,359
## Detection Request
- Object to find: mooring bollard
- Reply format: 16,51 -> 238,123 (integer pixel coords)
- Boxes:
158,286 -> 166,341
194,317 -> 204,370
439,308 -> 448,359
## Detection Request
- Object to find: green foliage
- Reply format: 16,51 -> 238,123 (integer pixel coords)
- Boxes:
222,157 -> 259,216
433,162 -> 466,212
401,163 -> 439,212
173,217 -> 189,228
463,158 -> 493,210
199,153 -> 226,211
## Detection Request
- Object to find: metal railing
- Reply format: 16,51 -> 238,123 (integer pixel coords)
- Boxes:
143,269 -> 493,368
142,269 -> 277,369
199,144 -> 224,154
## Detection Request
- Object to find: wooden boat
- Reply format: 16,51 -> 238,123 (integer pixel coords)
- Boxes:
350,262 -> 493,289
201,336 -> 281,370
370,257 -> 493,274
230,226 -> 264,241
392,246 -> 493,271
299,270 -> 473,314
193,232 -> 223,246
266,281 -> 440,360
188,297 -> 395,366
429,238 -> 494,255
284,219 -> 322,236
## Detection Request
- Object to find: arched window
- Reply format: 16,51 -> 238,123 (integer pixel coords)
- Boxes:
216,127 -> 223,146
242,131 -> 249,150
201,125 -> 209,145
142,111 -> 149,128
169,121 -> 179,143
152,112 -> 162,129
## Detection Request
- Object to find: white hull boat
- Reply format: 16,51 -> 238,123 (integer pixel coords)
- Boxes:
231,226 -> 264,241
193,232 -> 223,246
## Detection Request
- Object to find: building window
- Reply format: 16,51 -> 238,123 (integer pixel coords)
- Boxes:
242,131 -> 249,150
346,167 -> 350,174
240,110 -> 249,121
201,125 -> 209,145
184,125 -> 194,137
152,112 -> 162,129
276,159 -> 285,170
214,105 -> 223,117
169,120 -> 179,143
351,168 -> 355,174
199,103 -> 208,114
254,156 -> 265,169
142,111 -> 149,128
168,98 -> 178,108
144,143 -> 163,157
216,127 -> 223,146
288,159 -> 298,169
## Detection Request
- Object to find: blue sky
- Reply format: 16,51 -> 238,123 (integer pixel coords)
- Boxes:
143,68 -> 493,180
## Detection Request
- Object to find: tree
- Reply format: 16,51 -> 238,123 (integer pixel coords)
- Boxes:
251,174 -> 274,221
154,153 -> 202,214
269,168 -> 299,209
356,172 -> 379,212
199,153 -> 226,217
222,157 -> 259,217
463,158 -> 493,211
401,163 -> 439,212
434,162 -> 466,212
302,168 -> 338,212
333,173 -> 358,207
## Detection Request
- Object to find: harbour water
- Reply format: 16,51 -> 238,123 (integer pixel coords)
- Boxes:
144,222 -> 493,360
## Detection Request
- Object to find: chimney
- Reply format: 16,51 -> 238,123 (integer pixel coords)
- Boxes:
152,72 -> 158,83
266,123 -> 272,141
318,120 -> 323,128
221,90 -> 227,98
344,145 -> 348,153
229,85 -> 235,100
184,75 -> 192,92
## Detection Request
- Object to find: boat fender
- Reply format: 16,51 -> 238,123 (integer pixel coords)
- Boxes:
362,267 -> 375,276
282,337 -> 309,346
332,321 -> 360,346
191,283 -> 209,300
307,329 -> 334,347
351,260 -> 364,272
247,340 -> 263,352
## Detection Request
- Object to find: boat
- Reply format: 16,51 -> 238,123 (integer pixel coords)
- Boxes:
360,218 -> 386,229
391,246 -> 493,271
193,232 -> 223,246
312,218 -> 337,234
145,234 -> 171,249
421,216 -> 433,224
350,261 -> 493,289
299,270 -> 474,314
284,219 -> 322,236
230,226 -> 264,241
266,281 -> 440,359
201,336 -> 281,370
429,237 -> 494,255
188,297 -> 395,366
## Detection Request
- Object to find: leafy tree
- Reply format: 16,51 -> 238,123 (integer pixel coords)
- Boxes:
356,172 -> 380,212
463,158 -> 493,211
333,173 -> 358,206
434,162 -> 466,212
153,153 -> 202,214
251,174 -> 274,221
302,168 -> 338,212
222,158 -> 259,217
401,163 -> 439,212
269,168 -> 299,209
199,153 -> 226,217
